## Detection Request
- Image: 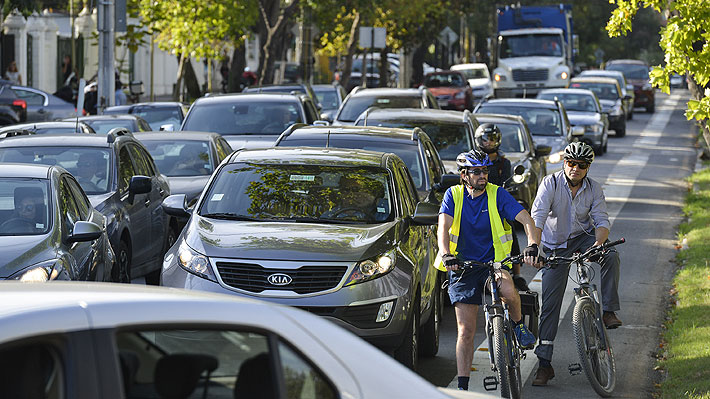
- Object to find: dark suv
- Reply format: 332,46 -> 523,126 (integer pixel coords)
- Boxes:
605,59 -> 655,113
161,147 -> 441,370
331,87 -> 440,126
0,130 -> 172,283
181,93 -> 321,150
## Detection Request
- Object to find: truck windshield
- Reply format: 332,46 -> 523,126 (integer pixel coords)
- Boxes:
500,34 -> 563,58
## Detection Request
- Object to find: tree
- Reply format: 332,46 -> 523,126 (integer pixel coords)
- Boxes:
256,0 -> 300,85
607,0 -> 710,150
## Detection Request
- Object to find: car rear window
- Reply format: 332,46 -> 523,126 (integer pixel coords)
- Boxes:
183,100 -> 302,135
360,119 -> 470,161
338,96 -> 422,122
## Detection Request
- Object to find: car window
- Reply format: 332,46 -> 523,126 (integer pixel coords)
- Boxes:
475,105 -> 562,137
141,140 -> 213,177
393,164 -> 415,215
303,99 -> 319,123
569,82 -> 619,101
0,178 -> 51,235
66,176 -> 90,219
538,93 -> 598,112
59,177 -> 82,235
12,88 -> 45,106
132,106 -> 183,130
422,141 -> 442,184
0,342 -> 64,399
338,96 -> 423,122
496,122 -> 526,153
118,146 -> 136,192
362,119 -> 471,161
115,328 -> 336,399
455,67 -> 490,79
605,63 -> 649,80
314,88 -> 339,110
183,100 -> 303,135
127,144 -> 154,177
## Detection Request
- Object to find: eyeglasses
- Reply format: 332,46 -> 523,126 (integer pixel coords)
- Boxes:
17,204 -> 35,212
565,160 -> 589,169
467,167 -> 489,176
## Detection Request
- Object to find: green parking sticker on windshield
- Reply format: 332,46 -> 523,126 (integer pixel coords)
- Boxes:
290,175 -> 315,182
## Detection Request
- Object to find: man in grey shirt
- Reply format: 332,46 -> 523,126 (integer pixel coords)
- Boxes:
523,142 -> 622,386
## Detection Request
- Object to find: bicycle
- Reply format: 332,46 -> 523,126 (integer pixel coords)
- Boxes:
541,238 -> 625,397
457,253 -> 527,399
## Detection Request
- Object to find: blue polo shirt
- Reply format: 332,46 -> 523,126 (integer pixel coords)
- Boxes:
440,185 -> 523,263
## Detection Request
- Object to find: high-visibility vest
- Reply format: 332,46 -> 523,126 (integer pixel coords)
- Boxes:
435,183 -> 514,271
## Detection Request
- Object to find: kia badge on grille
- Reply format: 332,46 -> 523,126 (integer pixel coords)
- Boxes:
267,273 -> 292,286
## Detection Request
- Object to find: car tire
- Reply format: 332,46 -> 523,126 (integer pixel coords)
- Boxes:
420,278 -> 443,357
117,239 -> 131,283
394,296 -> 420,371
594,144 -> 604,156
646,102 -> 655,113
616,124 -> 626,138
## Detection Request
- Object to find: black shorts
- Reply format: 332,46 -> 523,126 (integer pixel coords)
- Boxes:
447,267 -> 490,305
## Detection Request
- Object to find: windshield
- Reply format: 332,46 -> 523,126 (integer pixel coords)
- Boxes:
131,107 -> 183,130
496,123 -> 526,153
476,105 -> 562,136
538,93 -> 598,112
314,88 -> 340,110
338,97 -> 422,122
361,120 -> 469,161
500,34 -> 563,58
142,140 -> 213,176
569,82 -> 619,101
182,101 -> 303,135
606,63 -> 649,80
454,67 -> 489,80
0,147 -> 112,194
0,178 -> 51,235
279,137 -> 426,191
424,73 -> 466,88
199,164 -> 393,224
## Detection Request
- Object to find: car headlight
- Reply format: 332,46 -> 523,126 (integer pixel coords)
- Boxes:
585,124 -> 603,133
454,91 -> 466,99
556,71 -> 569,80
11,259 -> 67,282
344,249 -> 396,286
547,150 -> 564,164
494,73 -> 506,82
177,241 -> 217,281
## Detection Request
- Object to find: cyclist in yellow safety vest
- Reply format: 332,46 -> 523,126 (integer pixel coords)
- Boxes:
437,149 -> 539,391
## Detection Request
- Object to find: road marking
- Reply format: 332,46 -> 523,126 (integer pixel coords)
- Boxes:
447,93 -> 682,392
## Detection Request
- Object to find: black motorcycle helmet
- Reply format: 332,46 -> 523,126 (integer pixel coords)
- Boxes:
474,123 -> 502,154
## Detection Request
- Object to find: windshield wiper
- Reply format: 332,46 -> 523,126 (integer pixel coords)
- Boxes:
200,213 -> 260,221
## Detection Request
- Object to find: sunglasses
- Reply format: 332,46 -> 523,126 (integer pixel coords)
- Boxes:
467,167 -> 489,176
565,160 -> 589,169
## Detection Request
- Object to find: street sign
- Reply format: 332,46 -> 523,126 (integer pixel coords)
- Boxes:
438,26 -> 458,47
359,27 -> 387,49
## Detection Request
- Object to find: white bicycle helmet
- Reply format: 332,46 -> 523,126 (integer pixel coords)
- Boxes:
563,142 -> 595,164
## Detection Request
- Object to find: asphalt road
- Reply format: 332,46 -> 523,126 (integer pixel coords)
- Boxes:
418,90 -> 696,398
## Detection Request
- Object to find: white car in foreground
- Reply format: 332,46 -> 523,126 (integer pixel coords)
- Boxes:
0,282 -> 492,399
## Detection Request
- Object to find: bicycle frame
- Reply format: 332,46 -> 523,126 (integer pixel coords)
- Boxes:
571,260 -> 610,352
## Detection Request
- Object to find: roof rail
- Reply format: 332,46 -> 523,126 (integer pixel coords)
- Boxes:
462,109 -> 472,123
411,126 -> 424,141
355,106 -> 380,126
107,127 -> 133,143
351,86 -> 363,95
279,122 -> 308,139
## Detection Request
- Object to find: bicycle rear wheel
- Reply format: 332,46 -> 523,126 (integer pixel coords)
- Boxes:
572,298 -> 616,397
492,314 -> 514,398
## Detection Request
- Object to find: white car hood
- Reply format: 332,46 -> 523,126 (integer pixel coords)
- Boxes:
468,78 -> 491,88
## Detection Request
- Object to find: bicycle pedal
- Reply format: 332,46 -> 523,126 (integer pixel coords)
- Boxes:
568,363 -> 582,376
483,376 -> 498,391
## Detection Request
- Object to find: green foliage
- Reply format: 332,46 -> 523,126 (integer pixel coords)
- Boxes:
607,0 -> 710,122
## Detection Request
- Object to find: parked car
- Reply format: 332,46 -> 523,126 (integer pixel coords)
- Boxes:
605,59 -> 655,113
0,130 -> 173,284
474,98 -> 578,174
313,83 -> 347,121
0,121 -> 95,136
0,82 -> 26,126
103,102 -> 188,131
181,93 -> 321,150
450,63 -> 494,102
134,131 -> 232,206
578,69 -> 634,120
0,164 -> 116,282
670,73 -> 687,89
243,83 -> 322,110
423,70 -> 474,111
0,283 -> 489,398
61,114 -> 152,134
537,88 -> 609,154
9,85 -> 78,121
161,147 -> 442,370
569,76 -> 628,137
354,108 -> 479,173
331,87 -> 440,125
474,113 -> 551,210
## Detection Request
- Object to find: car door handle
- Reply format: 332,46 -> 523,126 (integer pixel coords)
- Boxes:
144,198 -> 151,207
159,188 -> 165,196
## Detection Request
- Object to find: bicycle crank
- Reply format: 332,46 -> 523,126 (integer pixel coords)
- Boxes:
483,376 -> 498,391
568,363 -> 583,376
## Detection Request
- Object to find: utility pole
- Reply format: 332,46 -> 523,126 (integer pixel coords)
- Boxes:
98,0 -> 115,113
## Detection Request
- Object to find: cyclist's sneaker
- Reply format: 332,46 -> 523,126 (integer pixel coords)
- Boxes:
603,311 -> 622,329
514,323 -> 536,348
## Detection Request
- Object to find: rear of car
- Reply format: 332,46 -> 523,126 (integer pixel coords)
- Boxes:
0,84 -> 26,126
605,59 -> 655,113
569,77 -> 626,136
104,102 -> 187,131
424,71 -> 473,111
333,88 -> 440,125
451,63 -> 494,102
538,89 -> 608,154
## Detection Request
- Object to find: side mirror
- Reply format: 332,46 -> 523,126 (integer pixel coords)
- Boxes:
510,164 -> 528,185
320,112 -> 333,122
159,124 -> 175,131
571,126 -> 585,137
313,120 -> 329,126
68,221 -> 103,243
624,94 -> 633,101
535,144 -> 552,157
128,175 -> 152,195
411,202 -> 439,225
162,194 -> 190,218
436,173 -> 460,192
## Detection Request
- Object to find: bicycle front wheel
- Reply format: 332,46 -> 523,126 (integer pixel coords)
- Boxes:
492,315 -> 515,398
572,298 -> 616,397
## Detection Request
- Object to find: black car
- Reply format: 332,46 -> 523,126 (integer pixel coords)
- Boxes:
0,163 -> 116,282
134,131 -> 233,205
275,125 -> 455,203
354,108 -> 480,173
0,83 -> 26,126
331,87 -> 440,125
103,102 -> 188,131
61,114 -> 152,134
243,83 -> 322,110
181,93 -> 321,150
0,121 -> 95,136
473,113 -> 551,210
313,83 -> 347,121
160,147 -> 442,369
0,130 -> 173,284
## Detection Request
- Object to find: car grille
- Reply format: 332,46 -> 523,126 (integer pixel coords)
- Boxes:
512,69 -> 548,82
215,262 -> 347,294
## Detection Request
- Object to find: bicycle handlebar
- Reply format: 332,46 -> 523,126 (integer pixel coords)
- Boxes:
459,254 -> 524,270
542,237 -> 625,267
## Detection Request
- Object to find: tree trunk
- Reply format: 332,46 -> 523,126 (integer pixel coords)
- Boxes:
340,11 -> 361,91
229,45 -> 246,93
379,47 -> 389,87
183,58 -> 201,100
173,54 -> 186,101
257,0 -> 300,86
687,75 -> 710,158
411,44 -> 425,87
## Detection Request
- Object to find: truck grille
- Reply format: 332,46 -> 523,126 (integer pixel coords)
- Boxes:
216,262 -> 347,294
512,69 -> 548,82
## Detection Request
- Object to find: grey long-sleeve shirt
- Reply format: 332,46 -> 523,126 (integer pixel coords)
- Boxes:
531,170 -> 611,249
